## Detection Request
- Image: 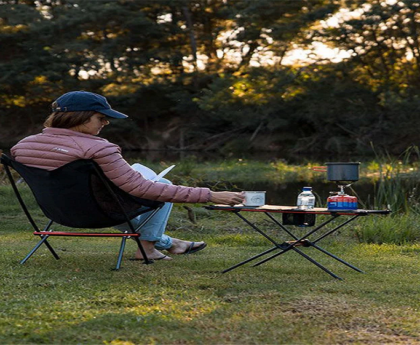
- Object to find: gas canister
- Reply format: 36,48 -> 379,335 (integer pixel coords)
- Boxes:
327,194 -> 357,210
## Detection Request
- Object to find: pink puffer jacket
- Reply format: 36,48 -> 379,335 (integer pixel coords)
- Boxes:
11,128 -> 211,203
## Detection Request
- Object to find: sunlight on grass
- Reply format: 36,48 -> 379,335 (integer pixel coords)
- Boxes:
125,297 -> 217,321
106,341 -> 136,345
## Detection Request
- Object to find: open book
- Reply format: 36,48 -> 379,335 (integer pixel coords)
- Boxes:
131,163 -> 176,181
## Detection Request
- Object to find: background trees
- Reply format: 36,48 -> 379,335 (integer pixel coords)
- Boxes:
1,0 -> 420,157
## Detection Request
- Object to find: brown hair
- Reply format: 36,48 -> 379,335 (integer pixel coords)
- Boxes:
44,110 -> 96,128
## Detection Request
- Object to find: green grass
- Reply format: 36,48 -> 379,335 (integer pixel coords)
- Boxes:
1,193 -> 420,344
354,214 -> 420,245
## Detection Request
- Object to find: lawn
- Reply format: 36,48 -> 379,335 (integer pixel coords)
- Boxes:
1,191 -> 420,345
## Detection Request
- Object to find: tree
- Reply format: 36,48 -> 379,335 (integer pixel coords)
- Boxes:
312,0 -> 420,153
2,0 -> 419,156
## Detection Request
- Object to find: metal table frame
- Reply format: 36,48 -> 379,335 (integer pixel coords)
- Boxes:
206,205 -> 391,280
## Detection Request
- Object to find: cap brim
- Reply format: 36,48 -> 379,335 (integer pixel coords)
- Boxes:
98,108 -> 128,119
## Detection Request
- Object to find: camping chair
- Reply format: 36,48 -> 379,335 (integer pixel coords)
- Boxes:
1,154 -> 164,270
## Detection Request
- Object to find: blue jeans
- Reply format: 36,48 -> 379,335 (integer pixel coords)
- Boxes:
113,177 -> 173,250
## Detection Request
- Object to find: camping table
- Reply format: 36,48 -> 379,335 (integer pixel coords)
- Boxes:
205,205 -> 391,280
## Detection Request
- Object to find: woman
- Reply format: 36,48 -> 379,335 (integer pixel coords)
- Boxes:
11,91 -> 245,261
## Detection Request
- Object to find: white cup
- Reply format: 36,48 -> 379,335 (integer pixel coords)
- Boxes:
243,191 -> 266,206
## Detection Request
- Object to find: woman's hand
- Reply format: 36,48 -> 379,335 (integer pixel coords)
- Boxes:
210,191 -> 245,206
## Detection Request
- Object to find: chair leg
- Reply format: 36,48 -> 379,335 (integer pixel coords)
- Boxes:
133,236 -> 153,265
129,207 -> 162,265
20,235 -> 58,264
120,208 -> 161,265
43,239 -> 60,260
21,220 -> 61,264
114,235 -> 128,270
40,220 -> 60,260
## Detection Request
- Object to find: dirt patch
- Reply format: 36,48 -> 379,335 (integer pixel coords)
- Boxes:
282,296 -> 420,344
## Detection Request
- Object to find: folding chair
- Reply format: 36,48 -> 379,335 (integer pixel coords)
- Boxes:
1,154 -> 164,270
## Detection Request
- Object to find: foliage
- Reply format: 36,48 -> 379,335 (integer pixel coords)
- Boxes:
314,0 -> 420,153
368,145 -> 420,213
354,213 -> 420,245
2,0 -> 420,156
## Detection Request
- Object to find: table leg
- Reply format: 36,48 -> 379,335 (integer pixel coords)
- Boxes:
227,211 -> 338,276
221,211 -> 285,273
287,247 -> 343,280
222,246 -> 279,273
308,214 -> 365,272
310,243 -> 364,273
234,211 -> 281,246
256,213 -> 363,276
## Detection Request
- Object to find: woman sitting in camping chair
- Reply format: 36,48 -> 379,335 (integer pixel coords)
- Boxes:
11,91 -> 244,261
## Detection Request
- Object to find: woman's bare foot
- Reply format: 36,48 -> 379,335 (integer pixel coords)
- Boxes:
167,238 -> 207,255
134,242 -> 172,261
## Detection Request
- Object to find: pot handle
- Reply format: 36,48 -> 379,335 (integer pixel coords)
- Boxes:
311,166 -> 327,172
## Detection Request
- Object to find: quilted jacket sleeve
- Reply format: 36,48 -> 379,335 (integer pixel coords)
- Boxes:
87,142 -> 211,203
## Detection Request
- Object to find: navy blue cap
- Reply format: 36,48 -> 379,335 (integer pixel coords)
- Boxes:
52,91 -> 128,119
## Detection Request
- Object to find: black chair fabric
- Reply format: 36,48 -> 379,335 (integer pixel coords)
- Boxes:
1,154 -> 164,269
1,154 -> 163,228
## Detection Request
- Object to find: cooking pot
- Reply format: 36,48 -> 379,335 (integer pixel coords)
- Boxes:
325,162 -> 360,183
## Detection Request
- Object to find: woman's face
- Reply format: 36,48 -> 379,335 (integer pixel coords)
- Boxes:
73,113 -> 110,135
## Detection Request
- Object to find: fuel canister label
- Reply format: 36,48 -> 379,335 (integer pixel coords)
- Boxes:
327,195 -> 357,210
